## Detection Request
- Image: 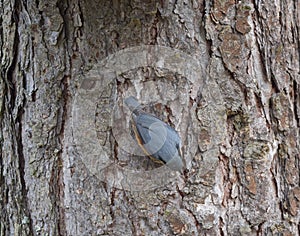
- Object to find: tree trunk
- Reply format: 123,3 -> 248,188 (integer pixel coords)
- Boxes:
1,0 -> 299,235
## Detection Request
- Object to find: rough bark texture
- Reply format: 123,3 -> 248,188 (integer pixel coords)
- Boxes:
1,0 -> 299,235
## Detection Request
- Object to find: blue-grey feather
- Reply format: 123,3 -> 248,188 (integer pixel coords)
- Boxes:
125,96 -> 184,171
135,113 -> 181,164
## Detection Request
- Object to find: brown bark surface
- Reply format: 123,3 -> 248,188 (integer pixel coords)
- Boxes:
1,0 -> 299,235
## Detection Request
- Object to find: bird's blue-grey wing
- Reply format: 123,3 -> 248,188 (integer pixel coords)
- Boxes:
135,114 -> 181,163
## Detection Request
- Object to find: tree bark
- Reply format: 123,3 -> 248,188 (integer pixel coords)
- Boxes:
1,0 -> 299,235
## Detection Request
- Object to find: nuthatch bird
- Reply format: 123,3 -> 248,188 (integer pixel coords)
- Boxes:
125,96 -> 184,172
